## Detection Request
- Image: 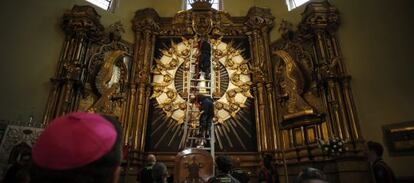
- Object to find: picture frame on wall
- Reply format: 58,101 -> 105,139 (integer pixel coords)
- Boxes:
383,121 -> 414,156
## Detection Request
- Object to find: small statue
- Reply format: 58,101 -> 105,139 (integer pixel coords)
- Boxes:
273,50 -> 315,120
278,19 -> 294,40
108,21 -> 125,42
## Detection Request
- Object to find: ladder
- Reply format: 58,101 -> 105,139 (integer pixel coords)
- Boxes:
181,38 -> 215,162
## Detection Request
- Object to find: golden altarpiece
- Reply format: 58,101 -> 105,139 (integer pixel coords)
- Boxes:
43,1 -> 371,182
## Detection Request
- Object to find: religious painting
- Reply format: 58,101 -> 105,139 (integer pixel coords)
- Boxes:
383,121 -> 414,156
146,36 -> 256,152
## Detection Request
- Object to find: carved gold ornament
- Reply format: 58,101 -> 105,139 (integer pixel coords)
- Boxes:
88,50 -> 127,114
151,38 -> 252,124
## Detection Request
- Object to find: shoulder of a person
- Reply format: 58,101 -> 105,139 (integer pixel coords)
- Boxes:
229,174 -> 241,183
373,160 -> 390,169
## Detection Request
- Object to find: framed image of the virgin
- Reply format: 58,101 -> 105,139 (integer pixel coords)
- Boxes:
383,121 -> 414,156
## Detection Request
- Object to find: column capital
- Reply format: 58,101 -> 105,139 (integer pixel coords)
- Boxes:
300,2 -> 339,33
245,7 -> 275,32
61,5 -> 104,40
133,8 -> 160,33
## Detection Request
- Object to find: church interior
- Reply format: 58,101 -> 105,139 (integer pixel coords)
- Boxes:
0,0 -> 413,182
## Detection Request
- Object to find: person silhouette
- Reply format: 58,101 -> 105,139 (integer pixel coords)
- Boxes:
367,141 -> 396,183
208,156 -> 240,183
198,94 -> 214,140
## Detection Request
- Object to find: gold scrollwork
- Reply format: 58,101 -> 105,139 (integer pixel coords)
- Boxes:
89,50 -> 127,114
274,50 -> 315,120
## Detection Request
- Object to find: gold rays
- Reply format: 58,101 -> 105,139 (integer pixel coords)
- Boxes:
149,37 -> 255,152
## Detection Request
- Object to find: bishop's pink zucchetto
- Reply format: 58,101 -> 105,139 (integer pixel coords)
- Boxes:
32,112 -> 118,170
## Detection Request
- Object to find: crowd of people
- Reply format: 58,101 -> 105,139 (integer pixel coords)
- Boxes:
0,112 -> 397,183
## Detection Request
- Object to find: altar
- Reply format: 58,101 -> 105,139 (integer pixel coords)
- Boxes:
41,1 -> 371,182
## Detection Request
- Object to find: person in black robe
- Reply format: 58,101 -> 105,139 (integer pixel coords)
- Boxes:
3,155 -> 31,183
231,158 -> 249,183
258,154 -> 280,183
198,95 -> 214,138
137,154 -> 157,183
208,156 -> 240,183
367,141 -> 396,183
199,40 -> 211,78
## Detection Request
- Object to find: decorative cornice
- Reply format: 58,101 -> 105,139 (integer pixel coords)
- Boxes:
245,7 -> 275,31
300,1 -> 339,32
190,0 -> 213,10
61,5 -> 104,40
132,8 -> 160,32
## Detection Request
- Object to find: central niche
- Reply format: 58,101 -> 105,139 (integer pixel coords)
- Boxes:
147,37 -> 257,152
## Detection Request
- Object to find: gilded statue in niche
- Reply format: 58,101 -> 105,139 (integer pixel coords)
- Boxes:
88,50 -> 127,114
272,20 -> 325,126
274,50 -> 315,120
77,22 -> 133,117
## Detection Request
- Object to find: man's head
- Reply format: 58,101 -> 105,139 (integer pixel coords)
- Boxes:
367,141 -> 384,162
152,162 -> 168,183
31,112 -> 123,183
147,154 -> 157,166
215,155 -> 233,173
295,167 -> 328,183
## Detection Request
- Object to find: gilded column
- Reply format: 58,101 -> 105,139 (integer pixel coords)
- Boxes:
331,34 -> 362,140
245,7 -> 275,152
131,9 -> 160,151
301,2 -> 361,142
43,5 -> 103,124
